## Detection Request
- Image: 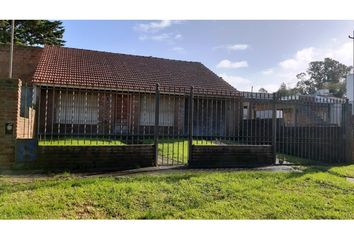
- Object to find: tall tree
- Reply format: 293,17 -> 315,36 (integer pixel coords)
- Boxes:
295,58 -> 352,97
0,20 -> 65,46
258,87 -> 268,93
276,82 -> 300,96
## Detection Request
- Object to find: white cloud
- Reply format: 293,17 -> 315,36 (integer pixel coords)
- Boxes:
174,34 -> 183,40
279,47 -> 315,70
134,20 -> 182,33
139,33 -> 183,43
219,73 -> 251,91
216,59 -> 248,69
279,42 -> 352,72
228,44 -> 249,50
213,43 -> 249,51
262,68 -> 274,75
220,73 -> 280,92
257,41 -> 354,91
171,46 -> 186,54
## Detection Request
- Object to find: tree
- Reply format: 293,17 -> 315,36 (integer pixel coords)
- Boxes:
0,20 -> 65,46
276,82 -> 300,96
295,58 -> 352,97
258,88 -> 268,93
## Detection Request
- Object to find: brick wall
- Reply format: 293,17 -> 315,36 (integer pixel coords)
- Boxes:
0,44 -> 43,83
0,79 -> 21,168
190,145 -> 274,168
25,145 -> 155,171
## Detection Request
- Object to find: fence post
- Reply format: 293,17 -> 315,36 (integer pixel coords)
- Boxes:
154,83 -> 160,166
188,86 -> 194,164
272,93 -> 277,163
344,99 -> 353,163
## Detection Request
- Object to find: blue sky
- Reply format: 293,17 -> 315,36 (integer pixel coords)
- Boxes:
62,20 -> 354,92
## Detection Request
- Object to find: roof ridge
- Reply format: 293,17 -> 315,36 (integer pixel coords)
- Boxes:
44,45 -> 202,64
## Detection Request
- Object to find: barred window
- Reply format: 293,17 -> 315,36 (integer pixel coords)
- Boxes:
55,92 -> 99,124
140,95 -> 174,126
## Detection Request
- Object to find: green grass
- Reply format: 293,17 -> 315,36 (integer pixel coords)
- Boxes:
1,165 -> 354,219
153,139 -> 214,164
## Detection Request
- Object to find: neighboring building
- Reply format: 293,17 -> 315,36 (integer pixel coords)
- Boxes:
241,91 -> 344,127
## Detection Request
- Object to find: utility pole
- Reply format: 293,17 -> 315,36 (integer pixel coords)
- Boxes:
349,30 -> 354,74
9,20 -> 15,78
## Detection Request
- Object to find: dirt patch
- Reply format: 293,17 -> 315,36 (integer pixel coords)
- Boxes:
346,177 -> 354,183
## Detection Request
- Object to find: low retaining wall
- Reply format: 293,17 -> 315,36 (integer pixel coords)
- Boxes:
189,145 -> 274,168
16,143 -> 155,172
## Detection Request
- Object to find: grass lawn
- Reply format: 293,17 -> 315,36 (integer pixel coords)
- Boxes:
1,165 -> 354,219
153,139 -> 214,164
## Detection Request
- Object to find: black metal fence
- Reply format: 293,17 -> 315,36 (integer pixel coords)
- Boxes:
18,81 -> 352,166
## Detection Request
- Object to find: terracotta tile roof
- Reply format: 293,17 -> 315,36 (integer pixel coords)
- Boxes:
33,46 -> 237,93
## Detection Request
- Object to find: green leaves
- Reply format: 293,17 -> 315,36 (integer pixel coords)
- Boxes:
0,20 -> 65,46
278,58 -> 352,97
296,58 -> 352,97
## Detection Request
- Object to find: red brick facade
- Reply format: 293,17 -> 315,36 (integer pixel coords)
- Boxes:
0,79 -> 21,168
0,44 -> 43,83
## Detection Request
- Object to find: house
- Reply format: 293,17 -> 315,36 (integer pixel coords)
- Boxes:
2,45 -> 239,139
240,91 -> 345,127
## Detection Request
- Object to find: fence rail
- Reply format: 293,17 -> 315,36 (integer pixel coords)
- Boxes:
17,81 -> 353,166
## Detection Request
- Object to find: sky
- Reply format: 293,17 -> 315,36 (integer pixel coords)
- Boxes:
62,20 -> 354,92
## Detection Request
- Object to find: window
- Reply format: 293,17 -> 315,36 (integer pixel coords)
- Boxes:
140,95 -> 174,126
255,110 -> 283,119
56,92 -> 98,124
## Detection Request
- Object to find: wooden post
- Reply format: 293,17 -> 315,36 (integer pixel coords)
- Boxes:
154,83 -> 160,166
344,99 -> 353,163
188,86 -> 194,163
272,93 -> 277,163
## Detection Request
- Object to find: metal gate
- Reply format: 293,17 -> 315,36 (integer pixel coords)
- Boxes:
17,82 -> 352,167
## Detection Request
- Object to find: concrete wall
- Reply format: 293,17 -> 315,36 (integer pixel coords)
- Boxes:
0,79 -> 21,168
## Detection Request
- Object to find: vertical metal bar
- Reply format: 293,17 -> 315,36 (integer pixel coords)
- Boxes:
64,86 -> 68,144
36,87 -> 42,141
188,86 -> 194,163
345,99 -> 352,162
167,88 -> 171,165
90,84 -> 93,144
272,92 -> 277,162
44,87 -> 49,142
23,82 -> 27,138
58,87 -> 62,142
131,89 -> 134,145
120,86 -> 124,144
96,91 -> 100,145
172,87 -> 176,165
176,89 -> 180,164
29,85 -> 34,138
154,84 -> 160,166
84,87 -> 88,144
109,90 -> 112,142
